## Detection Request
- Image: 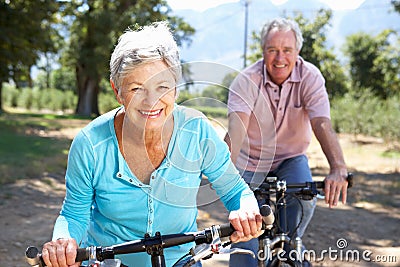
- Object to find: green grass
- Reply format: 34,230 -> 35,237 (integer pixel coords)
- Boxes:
381,149 -> 400,159
0,112 -> 79,185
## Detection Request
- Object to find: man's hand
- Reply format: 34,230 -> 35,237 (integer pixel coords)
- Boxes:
324,171 -> 348,208
228,209 -> 264,243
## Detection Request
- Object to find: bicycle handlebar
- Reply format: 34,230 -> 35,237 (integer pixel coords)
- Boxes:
261,172 -> 352,189
254,173 -> 353,198
25,223 -> 237,267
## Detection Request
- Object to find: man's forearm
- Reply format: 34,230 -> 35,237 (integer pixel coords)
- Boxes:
311,117 -> 347,175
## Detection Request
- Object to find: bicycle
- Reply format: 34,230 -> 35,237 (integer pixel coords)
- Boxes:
253,173 -> 354,267
25,208 -> 274,267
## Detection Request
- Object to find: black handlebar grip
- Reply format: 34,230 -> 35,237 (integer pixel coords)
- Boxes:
260,204 -> 272,216
25,246 -> 45,266
347,172 -> 353,188
317,173 -> 353,189
25,246 -> 89,267
313,181 -> 324,189
260,204 -> 275,226
218,223 -> 235,238
75,248 -> 89,262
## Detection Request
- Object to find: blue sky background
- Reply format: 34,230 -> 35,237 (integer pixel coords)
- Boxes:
165,0 -> 397,72
167,0 -> 366,11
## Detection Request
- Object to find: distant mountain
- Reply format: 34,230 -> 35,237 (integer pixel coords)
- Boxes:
172,0 -> 400,72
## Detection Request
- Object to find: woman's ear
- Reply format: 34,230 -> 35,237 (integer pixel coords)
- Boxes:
110,79 -> 123,105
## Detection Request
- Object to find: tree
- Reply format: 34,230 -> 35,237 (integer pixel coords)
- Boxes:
0,0 -> 61,113
61,0 -> 195,116
247,31 -> 262,64
246,9 -> 349,98
343,30 -> 399,99
392,0 -> 400,12
290,10 -> 349,98
52,66 -> 77,92
201,71 -> 238,105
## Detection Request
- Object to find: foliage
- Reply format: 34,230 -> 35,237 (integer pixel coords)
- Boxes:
0,0 -> 195,116
176,90 -> 199,105
221,72 -> 239,102
178,95 -> 223,108
186,106 -> 227,118
343,30 -> 400,99
201,86 -> 227,106
59,0 -> 195,116
99,91 -> 120,114
247,31 -> 262,64
292,10 -> 349,98
34,66 -> 77,92
331,91 -> 400,142
2,83 -> 19,108
2,85 -> 76,112
393,0 -> 400,12
2,83 -> 125,115
51,66 -> 77,92
0,0 -> 62,111
177,71 -> 238,109
200,71 -> 238,105
181,61 -> 195,91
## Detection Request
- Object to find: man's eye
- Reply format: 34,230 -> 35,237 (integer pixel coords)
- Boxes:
131,87 -> 143,92
159,86 -> 170,91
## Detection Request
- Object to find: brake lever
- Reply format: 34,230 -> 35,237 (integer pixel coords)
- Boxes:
187,242 -> 256,266
217,246 -> 255,258
187,224 -> 257,265
86,246 -> 122,267
98,259 -> 122,267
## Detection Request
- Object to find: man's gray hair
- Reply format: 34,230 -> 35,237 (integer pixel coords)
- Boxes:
110,21 -> 181,91
260,18 -> 303,51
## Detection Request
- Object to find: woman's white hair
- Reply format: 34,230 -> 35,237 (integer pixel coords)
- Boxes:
110,21 -> 181,91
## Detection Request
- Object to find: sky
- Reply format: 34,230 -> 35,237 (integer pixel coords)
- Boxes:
167,0 -> 366,12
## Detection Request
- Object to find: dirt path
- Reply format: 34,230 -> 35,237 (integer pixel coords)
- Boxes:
0,123 -> 399,267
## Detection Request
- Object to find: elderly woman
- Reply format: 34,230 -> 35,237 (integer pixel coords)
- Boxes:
41,22 -> 263,267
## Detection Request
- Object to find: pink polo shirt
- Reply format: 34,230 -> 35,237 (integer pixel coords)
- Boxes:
227,57 -> 330,172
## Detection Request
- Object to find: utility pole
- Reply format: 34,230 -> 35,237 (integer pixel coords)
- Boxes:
243,0 -> 250,68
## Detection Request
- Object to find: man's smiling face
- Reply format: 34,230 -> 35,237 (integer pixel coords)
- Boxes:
263,29 -> 299,86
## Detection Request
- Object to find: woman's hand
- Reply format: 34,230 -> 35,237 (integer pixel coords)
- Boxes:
41,238 -> 80,267
228,209 -> 264,243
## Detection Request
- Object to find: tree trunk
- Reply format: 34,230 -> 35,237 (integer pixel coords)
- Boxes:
75,64 -> 100,117
28,65 -> 33,88
0,82 -> 3,114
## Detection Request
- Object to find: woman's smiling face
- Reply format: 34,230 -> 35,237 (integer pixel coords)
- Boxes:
263,29 -> 299,86
118,60 -> 176,131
